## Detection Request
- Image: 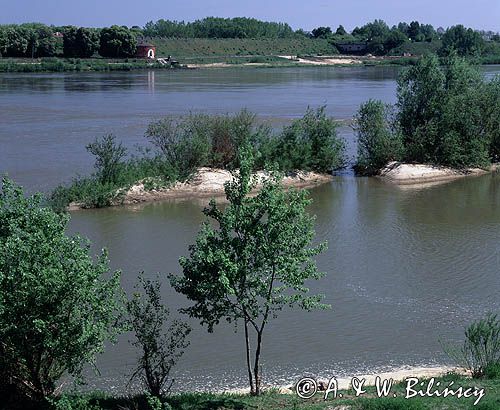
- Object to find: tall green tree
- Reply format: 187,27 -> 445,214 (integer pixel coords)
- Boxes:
170,147 -> 329,395
440,25 -> 485,56
0,178 -> 122,403
63,26 -> 99,58
99,25 -> 137,58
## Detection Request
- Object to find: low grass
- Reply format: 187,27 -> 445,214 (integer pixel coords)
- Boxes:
0,57 -> 176,73
11,373 -> 496,410
149,37 -> 337,60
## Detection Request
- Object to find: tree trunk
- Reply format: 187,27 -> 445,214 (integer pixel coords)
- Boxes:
244,319 -> 255,395
253,330 -> 263,395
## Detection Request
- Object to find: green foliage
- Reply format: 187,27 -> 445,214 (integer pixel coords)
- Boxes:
99,25 -> 137,58
396,55 -> 492,167
143,17 -> 297,39
0,178 -> 123,402
63,27 -> 100,58
170,147 -> 329,394
50,394 -> 104,410
50,108 -> 343,210
86,134 -> 128,185
354,100 -> 404,175
445,313 -> 500,378
440,25 -> 485,57
353,397 -> 425,410
272,107 -> 345,173
127,275 -> 191,398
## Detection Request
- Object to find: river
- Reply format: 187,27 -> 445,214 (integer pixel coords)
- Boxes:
1,65 -> 500,392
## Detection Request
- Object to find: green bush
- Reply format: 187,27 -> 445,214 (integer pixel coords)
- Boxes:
396,55 -> 496,168
271,107 -> 345,173
445,313 -> 500,378
354,99 -> 404,175
0,179 -> 123,403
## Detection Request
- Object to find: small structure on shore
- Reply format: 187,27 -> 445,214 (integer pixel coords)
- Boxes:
336,42 -> 367,54
136,43 -> 156,59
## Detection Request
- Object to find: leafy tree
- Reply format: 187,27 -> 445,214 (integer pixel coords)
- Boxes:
354,100 -> 404,175
311,26 -> 332,39
273,107 -> 345,173
397,55 -> 492,167
127,275 -> 191,399
440,25 -> 485,56
0,26 -> 29,56
408,21 -> 421,41
170,147 -> 329,395
63,26 -> 99,58
335,25 -> 347,36
19,23 -> 57,57
99,25 -> 137,58
384,29 -> 407,52
86,134 -> 127,185
0,178 -> 122,402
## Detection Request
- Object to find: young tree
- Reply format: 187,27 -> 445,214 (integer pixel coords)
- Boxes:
127,274 -> 191,399
86,134 -> 127,185
354,99 -> 404,175
170,147 -> 329,395
0,178 -> 122,403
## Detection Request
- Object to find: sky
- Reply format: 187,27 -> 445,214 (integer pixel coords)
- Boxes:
1,0 -> 499,31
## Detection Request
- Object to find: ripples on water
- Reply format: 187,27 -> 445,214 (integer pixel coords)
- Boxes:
2,66 -> 500,392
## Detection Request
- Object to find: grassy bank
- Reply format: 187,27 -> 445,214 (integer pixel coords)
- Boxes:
150,37 -> 336,59
13,373 -> 498,410
0,57 -> 181,73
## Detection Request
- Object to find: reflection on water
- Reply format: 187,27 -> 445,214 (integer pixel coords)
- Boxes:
66,173 -> 500,392
2,66 -> 500,392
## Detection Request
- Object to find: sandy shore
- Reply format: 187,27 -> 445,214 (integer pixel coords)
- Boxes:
378,161 -> 497,186
222,365 -> 463,395
68,168 -> 332,210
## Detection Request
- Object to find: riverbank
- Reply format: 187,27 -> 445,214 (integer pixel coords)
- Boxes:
0,57 -> 186,73
67,168 -> 333,210
378,162 -> 499,186
24,370 -> 498,410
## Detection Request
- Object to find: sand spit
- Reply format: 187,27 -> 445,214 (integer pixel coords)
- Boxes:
378,162 -> 497,186
68,168 -> 332,210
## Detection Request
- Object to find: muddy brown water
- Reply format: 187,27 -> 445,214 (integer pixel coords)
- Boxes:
1,66 -> 500,392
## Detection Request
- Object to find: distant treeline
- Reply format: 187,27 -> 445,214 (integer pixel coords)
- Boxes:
1,17 -> 499,59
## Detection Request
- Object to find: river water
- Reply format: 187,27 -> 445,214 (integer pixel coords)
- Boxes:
1,66 -> 500,392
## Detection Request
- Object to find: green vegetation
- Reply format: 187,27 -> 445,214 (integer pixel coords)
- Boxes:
151,37 -> 335,59
49,108 -> 345,211
0,57 -> 173,72
143,17 -> 297,39
1,18 -> 499,71
0,178 -> 123,405
354,100 -> 404,175
445,313 -> 500,378
354,55 -> 500,174
127,275 -> 191,399
170,146 -> 329,395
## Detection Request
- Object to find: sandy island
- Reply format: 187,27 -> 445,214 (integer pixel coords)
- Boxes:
68,168 -> 333,210
378,161 -> 497,187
